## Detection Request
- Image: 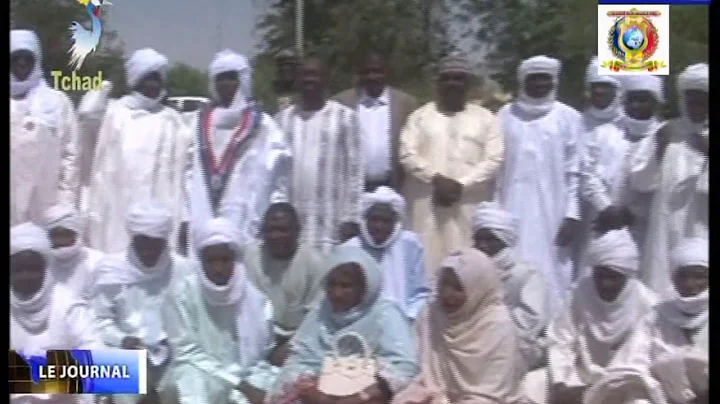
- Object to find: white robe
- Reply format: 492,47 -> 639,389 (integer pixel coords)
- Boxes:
11,284 -> 105,404
276,101 -> 364,251
185,109 -> 291,252
495,102 -> 582,314
86,100 -> 191,253
578,122 -> 660,277
11,89 -> 81,226
401,102 -> 503,274
54,247 -> 104,300
627,121 -> 708,296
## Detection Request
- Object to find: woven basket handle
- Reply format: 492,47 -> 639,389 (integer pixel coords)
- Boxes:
332,331 -> 371,360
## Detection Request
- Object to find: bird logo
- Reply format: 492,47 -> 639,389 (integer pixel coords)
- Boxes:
68,0 -> 112,71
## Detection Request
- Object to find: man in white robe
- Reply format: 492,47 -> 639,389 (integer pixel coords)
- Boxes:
87,48 -> 190,254
524,230 -> 657,404
495,55 -> 583,314
184,50 -> 291,256
91,200 -> 192,403
345,186 -> 431,322
159,218 -> 272,404
42,204 -> 103,300
594,237 -> 708,404
400,54 -> 503,274
627,64 -> 708,296
11,30 -> 81,226
579,76 -> 665,278
471,201 -> 550,373
10,223 -> 104,404
275,57 -> 364,252
581,56 -> 624,132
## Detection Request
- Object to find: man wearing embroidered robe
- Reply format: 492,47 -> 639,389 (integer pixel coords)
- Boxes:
11,29 -> 81,226
400,54 -> 503,274
184,50 -> 291,256
495,55 -> 583,315
275,57 -> 364,251
86,48 -> 190,254
627,64 -> 708,296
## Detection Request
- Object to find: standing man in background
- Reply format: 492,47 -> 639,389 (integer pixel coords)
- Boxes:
11,29 -> 81,226
273,49 -> 299,114
276,57 -> 364,251
333,52 -> 419,192
400,54 -> 503,274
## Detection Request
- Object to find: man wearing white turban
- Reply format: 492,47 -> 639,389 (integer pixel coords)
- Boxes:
582,56 -> 624,132
400,54 -> 503,274
626,63 -> 708,296
86,48 -> 190,254
10,29 -> 81,226
345,186 -> 431,321
578,75 -> 666,277
605,237 -> 708,404
525,230 -> 657,404
184,49 -> 291,258
91,200 -> 193,403
471,201 -> 549,373
495,55 -> 583,314
276,57 -> 364,253
10,223 -> 104,404
159,217 -> 273,404
42,204 -> 104,300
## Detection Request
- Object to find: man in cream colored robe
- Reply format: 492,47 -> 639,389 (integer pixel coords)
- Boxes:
495,56 -> 583,314
10,223 -> 104,404
11,30 -> 81,226
87,48 -> 190,254
627,64 -> 708,297
185,50 -> 291,256
578,75 -> 665,278
400,54 -> 503,274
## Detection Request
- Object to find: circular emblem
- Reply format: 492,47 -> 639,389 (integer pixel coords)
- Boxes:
607,10 -> 659,71
24,121 -> 35,131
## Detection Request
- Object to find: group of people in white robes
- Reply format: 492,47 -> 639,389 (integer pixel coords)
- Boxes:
10,24 -> 709,404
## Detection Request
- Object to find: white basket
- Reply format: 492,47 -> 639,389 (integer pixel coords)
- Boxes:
317,331 -> 377,397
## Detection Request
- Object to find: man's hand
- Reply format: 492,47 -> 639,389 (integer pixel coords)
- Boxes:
432,175 -> 463,206
593,205 -> 632,233
177,221 -> 189,256
121,336 -> 143,350
556,218 -> 581,247
238,381 -> 265,404
269,341 -> 291,367
338,222 -> 360,243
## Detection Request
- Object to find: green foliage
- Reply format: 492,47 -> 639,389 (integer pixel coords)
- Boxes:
12,0 -> 126,102
166,63 -> 209,98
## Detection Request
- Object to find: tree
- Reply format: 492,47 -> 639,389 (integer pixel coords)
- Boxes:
166,63 -> 209,98
12,0 -> 126,101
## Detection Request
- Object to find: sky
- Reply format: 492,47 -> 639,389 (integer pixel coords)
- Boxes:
107,0 -> 266,70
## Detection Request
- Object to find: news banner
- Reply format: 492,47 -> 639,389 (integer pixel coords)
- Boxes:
9,349 -> 147,395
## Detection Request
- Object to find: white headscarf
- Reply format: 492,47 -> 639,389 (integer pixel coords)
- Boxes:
585,56 -> 623,123
43,204 -> 87,273
516,55 -> 561,116
208,49 -> 253,129
471,201 -> 519,248
660,237 -> 708,330
11,222 -> 55,333
677,63 -> 709,135
122,48 -> 169,111
10,29 -> 44,98
194,217 -> 269,368
581,229 -> 642,345
620,75 -> 664,136
125,199 -> 173,274
356,186 -> 407,310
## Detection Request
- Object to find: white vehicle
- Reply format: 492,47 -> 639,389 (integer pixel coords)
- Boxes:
166,96 -> 210,113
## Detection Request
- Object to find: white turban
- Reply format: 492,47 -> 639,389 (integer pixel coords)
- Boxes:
125,199 -> 173,239
43,204 -> 83,233
586,229 -> 639,276
671,237 -> 708,272
621,75 -> 665,103
518,55 -> 561,83
208,49 -> 253,102
194,217 -> 243,254
678,63 -> 709,93
10,29 -> 43,97
585,56 -> 620,88
361,186 -> 406,218
11,222 -> 52,257
125,48 -> 169,89
471,202 -> 519,247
